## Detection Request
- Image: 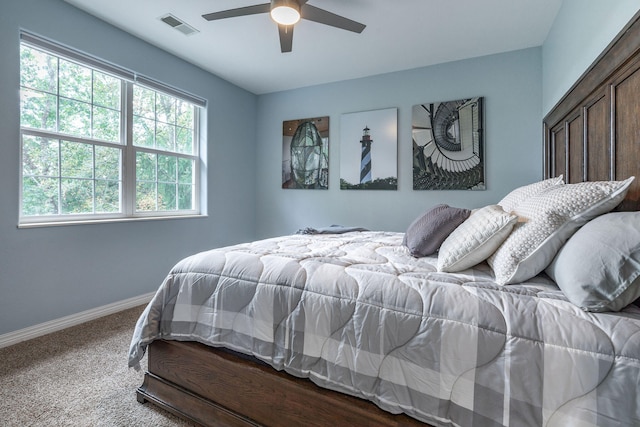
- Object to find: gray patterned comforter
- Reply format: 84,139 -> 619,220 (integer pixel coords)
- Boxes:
128,231 -> 640,427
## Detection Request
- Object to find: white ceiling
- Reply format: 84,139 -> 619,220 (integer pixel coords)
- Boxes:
63,0 -> 563,95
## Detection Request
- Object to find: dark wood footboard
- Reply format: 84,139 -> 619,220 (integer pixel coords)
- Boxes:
137,340 -> 430,427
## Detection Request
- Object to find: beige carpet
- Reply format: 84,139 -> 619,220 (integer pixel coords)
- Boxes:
0,305 -> 195,426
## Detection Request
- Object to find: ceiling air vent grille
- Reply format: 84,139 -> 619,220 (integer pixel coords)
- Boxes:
160,14 -> 199,36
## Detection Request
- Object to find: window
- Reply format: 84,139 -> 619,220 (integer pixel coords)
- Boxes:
19,32 -> 205,225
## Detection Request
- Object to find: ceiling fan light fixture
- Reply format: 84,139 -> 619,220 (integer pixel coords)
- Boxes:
270,0 -> 301,26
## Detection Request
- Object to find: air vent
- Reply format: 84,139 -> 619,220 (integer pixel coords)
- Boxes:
160,14 -> 199,36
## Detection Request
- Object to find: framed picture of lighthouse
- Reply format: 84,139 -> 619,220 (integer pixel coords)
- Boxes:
281,116 -> 329,189
412,97 -> 484,190
339,108 -> 398,190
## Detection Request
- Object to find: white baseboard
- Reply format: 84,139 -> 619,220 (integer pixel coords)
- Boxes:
0,292 -> 155,349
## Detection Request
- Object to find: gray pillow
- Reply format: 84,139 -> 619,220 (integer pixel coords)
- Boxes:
546,212 -> 640,312
403,204 -> 471,257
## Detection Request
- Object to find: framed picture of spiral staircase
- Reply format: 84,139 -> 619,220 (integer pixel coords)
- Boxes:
412,97 -> 484,190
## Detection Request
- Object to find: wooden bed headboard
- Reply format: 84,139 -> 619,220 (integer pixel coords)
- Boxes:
543,10 -> 640,211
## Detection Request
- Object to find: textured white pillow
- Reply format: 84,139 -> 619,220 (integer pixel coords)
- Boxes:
546,212 -> 640,312
488,177 -> 635,285
437,205 -> 518,272
498,175 -> 564,212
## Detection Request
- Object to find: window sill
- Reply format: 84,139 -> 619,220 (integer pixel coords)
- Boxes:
18,214 -> 208,229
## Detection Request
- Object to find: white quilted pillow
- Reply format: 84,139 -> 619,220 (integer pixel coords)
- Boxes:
438,205 -> 518,272
488,177 -> 635,285
498,175 -> 564,212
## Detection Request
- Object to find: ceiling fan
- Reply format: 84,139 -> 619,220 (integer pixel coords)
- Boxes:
202,0 -> 366,53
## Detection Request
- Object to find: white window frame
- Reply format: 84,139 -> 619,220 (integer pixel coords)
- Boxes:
18,31 -> 206,227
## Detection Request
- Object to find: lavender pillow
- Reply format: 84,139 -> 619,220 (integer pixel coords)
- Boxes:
403,204 -> 471,257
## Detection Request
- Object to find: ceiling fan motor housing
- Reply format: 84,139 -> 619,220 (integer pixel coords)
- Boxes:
270,0 -> 301,25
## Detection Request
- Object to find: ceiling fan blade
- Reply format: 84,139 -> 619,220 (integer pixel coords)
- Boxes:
278,24 -> 294,53
301,4 -> 366,33
202,3 -> 270,21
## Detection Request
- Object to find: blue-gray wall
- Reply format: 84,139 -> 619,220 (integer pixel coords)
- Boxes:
2,0 -> 639,336
255,48 -> 544,238
254,0 -> 640,238
0,0 -> 257,335
542,0 -> 639,114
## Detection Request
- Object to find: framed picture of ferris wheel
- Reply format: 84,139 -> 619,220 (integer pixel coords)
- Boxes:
412,97 -> 484,190
281,116 -> 329,189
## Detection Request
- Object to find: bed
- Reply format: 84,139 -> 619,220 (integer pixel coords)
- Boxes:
128,11 -> 640,427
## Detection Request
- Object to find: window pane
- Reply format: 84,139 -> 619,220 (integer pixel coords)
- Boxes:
178,184 -> 193,210
20,46 -> 57,93
135,152 -> 192,212
93,105 -> 120,142
158,155 -> 177,183
59,59 -> 91,102
61,178 -> 93,214
20,89 -> 57,130
133,116 -> 155,148
156,93 -> 175,124
178,158 -> 193,184
136,182 -> 156,211
156,122 -> 175,152
133,86 -> 155,119
176,127 -> 193,154
93,72 -> 120,110
176,100 -> 193,129
158,182 -> 176,210
22,176 -> 59,216
136,152 -> 156,181
95,180 -> 120,213
59,98 -> 91,137
95,146 -> 120,180
133,85 -> 197,156
23,135 -> 59,177
61,140 -> 93,179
